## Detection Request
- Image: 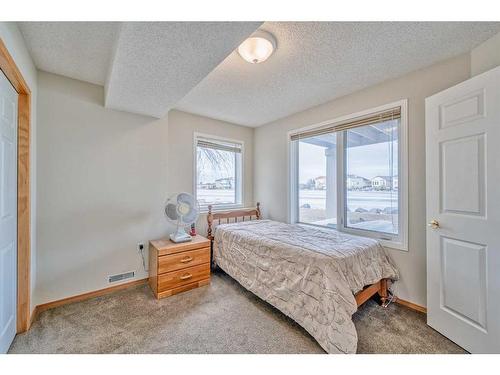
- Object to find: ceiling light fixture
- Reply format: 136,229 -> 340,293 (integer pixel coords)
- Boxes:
238,30 -> 276,64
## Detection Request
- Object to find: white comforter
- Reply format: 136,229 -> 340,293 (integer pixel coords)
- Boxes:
213,220 -> 399,354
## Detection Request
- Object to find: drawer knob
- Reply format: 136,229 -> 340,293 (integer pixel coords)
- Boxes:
180,256 -> 193,263
180,273 -> 192,280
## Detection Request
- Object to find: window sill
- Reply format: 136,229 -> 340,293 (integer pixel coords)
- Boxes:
339,226 -> 408,252
296,222 -> 407,252
379,239 -> 408,252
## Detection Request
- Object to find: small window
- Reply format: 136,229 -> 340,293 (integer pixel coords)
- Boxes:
194,135 -> 243,211
289,100 -> 408,250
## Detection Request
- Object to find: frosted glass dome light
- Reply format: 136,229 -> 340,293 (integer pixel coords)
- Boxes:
238,31 -> 276,64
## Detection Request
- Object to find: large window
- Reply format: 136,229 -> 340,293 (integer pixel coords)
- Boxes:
194,134 -> 243,210
290,101 -> 407,250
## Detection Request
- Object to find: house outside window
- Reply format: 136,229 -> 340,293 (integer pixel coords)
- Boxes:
371,176 -> 393,190
194,134 -> 243,211
289,100 -> 408,250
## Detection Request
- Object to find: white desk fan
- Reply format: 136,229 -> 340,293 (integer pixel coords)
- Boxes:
164,192 -> 200,243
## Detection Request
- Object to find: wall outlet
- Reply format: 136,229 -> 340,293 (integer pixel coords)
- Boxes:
137,242 -> 145,252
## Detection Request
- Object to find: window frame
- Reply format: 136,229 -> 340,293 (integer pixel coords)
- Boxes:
288,99 -> 408,251
193,132 -> 244,213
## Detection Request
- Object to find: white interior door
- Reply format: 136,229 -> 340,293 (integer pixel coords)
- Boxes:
0,69 -> 18,353
426,66 -> 500,353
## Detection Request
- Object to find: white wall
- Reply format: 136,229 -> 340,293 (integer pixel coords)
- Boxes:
36,74 -> 254,304
36,72 -> 168,304
0,22 -> 38,312
167,109 -> 254,236
32,31 -> 491,308
471,32 -> 500,76
254,54 -> 471,307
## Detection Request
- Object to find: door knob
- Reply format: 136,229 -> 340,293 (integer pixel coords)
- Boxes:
428,219 -> 440,229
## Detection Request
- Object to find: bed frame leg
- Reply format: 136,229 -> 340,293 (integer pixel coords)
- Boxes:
379,279 -> 388,306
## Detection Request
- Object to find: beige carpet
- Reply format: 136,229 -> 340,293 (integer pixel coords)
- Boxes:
9,271 -> 466,354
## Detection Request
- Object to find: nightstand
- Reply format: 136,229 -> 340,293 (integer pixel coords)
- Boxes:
148,235 -> 211,299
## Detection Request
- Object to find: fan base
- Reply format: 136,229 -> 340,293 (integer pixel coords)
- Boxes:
169,232 -> 192,243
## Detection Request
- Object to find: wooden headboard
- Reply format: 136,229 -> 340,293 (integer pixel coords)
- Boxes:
206,202 -> 261,241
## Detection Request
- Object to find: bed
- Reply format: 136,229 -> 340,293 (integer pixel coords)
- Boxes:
207,203 -> 399,354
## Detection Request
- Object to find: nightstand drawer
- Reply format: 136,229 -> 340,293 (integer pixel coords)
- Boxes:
158,263 -> 210,292
158,247 -> 210,274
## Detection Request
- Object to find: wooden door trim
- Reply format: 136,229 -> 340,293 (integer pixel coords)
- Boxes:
0,38 -> 32,333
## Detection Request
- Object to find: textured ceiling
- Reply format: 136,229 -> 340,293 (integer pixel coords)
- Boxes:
104,22 -> 261,117
18,22 -> 500,125
19,22 -> 121,85
176,22 -> 500,126
18,21 -> 261,118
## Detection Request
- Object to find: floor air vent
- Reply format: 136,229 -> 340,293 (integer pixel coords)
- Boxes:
109,271 -> 135,283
